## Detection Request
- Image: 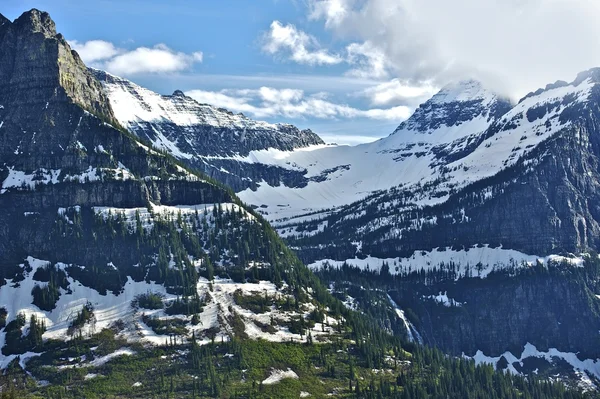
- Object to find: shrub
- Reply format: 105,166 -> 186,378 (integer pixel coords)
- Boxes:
131,291 -> 164,310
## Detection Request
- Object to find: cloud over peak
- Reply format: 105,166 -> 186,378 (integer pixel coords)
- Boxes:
306,0 -> 600,99
186,86 -> 410,121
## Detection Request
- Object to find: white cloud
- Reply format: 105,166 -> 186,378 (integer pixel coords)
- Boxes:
361,79 -> 437,106
186,86 -> 409,121
258,87 -> 304,103
105,45 -> 203,75
261,21 -> 393,79
69,40 -> 121,63
262,21 -> 343,65
307,0 -> 600,99
345,41 -> 391,79
188,90 -> 258,115
70,40 -> 203,76
309,0 -> 349,28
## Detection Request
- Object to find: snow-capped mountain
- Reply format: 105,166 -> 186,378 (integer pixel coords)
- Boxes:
93,69 -> 324,191
282,70 -> 600,261
279,68 -> 600,379
3,7 -> 596,396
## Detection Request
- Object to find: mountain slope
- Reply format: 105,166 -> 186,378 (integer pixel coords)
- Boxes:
102,60 -> 600,389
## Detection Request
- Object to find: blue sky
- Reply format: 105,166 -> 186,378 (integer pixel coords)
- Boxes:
4,0 -> 600,144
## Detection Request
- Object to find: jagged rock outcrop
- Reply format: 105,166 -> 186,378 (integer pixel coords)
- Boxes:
391,79 -> 512,135
0,10 -> 118,168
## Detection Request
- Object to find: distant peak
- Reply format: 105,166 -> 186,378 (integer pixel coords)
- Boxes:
13,9 -> 56,37
172,90 -> 186,97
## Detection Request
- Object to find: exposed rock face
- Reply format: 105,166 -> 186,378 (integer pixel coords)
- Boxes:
92,69 -> 324,191
391,80 -> 512,135
391,268 -> 600,359
0,9 -> 121,173
0,9 -> 115,120
0,13 -> 346,371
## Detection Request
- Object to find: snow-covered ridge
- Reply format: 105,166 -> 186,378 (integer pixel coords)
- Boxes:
430,80 -> 493,104
308,245 -> 586,279
93,68 -> 324,159
387,79 -> 511,139
95,69 -> 280,131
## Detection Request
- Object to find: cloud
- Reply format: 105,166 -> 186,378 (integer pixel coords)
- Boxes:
69,40 -> 120,63
186,86 -> 410,121
309,0 -> 349,28
307,0 -> 600,99
261,21 -> 392,79
345,41 -> 391,79
262,21 -> 343,65
69,40 -> 203,76
361,79 -> 437,106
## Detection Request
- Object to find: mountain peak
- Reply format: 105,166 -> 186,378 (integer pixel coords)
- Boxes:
573,67 -> 600,86
430,80 -> 492,105
172,89 -> 186,97
13,9 -> 56,37
0,9 -> 116,123
389,79 -> 511,138
0,13 -> 9,27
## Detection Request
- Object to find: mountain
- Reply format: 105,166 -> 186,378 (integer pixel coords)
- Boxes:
92,69 -> 324,191
0,9 -> 575,398
102,59 -> 600,388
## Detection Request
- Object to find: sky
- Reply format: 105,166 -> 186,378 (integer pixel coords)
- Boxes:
4,0 -> 600,145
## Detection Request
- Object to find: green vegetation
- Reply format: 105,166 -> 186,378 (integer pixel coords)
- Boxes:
233,289 -> 273,314
0,326 -> 591,399
131,291 -> 165,310
31,264 -> 69,311
67,302 -> 96,337
0,308 -> 7,330
2,314 -> 46,356
141,314 -> 188,336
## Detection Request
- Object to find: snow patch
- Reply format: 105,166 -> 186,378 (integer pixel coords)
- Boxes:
262,368 -> 299,385
309,246 -> 585,278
